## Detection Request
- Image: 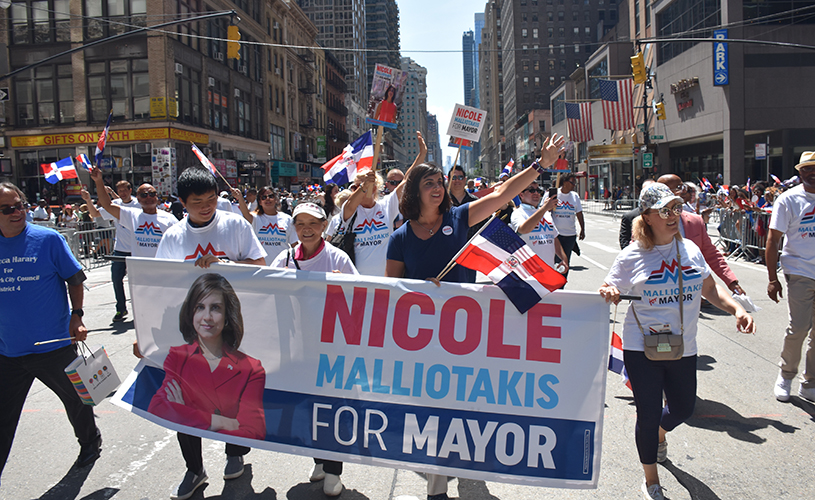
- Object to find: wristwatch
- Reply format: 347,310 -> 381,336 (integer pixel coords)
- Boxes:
71,309 -> 84,318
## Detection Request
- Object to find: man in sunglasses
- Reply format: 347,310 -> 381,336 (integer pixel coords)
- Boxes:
85,168 -> 178,260
0,182 -> 103,476
657,174 -> 744,296
384,169 -> 404,195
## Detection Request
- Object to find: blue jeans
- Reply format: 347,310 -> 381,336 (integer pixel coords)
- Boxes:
111,250 -> 130,313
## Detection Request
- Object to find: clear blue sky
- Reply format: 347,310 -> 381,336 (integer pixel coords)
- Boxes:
399,1 -> 479,166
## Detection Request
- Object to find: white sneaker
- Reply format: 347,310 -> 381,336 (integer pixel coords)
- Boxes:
310,463 -> 325,482
323,473 -> 343,496
642,479 -> 665,500
799,386 -> 815,402
775,374 -> 792,401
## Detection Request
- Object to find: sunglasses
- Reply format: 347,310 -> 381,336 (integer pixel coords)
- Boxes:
655,205 -> 683,218
524,188 -> 542,194
386,180 -> 401,186
138,191 -> 158,198
1,203 -> 25,215
450,175 -> 466,181
260,194 -> 277,200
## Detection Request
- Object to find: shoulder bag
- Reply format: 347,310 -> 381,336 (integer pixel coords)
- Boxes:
328,211 -> 357,264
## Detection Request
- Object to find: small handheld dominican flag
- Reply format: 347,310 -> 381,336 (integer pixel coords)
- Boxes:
42,157 -> 78,184
191,143 -> 219,177
76,154 -> 94,172
95,111 -> 113,166
502,158 -> 514,177
608,331 -> 632,389
454,217 -> 566,313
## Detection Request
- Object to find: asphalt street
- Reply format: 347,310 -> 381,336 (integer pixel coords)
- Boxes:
2,212 -> 813,500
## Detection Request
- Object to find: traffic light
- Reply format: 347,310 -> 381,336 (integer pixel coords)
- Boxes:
227,25 -> 241,60
655,102 -> 667,120
630,51 -> 646,85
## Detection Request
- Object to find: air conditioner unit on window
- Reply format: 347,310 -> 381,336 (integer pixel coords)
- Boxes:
275,68 -> 281,76
212,142 -> 222,152
215,52 -> 224,62
239,64 -> 247,75
274,22 -> 279,30
276,107 -> 280,114
134,143 -> 151,154
234,88 -> 241,98
175,63 -> 183,74
208,77 -> 215,87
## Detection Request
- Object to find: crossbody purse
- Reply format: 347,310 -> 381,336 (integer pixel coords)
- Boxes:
631,239 -> 685,361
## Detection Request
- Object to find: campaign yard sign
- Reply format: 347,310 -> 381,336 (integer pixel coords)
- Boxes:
113,258 -> 610,489
446,104 -> 488,143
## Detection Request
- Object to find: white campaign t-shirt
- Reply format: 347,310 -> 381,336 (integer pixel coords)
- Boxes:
100,198 -> 140,252
270,241 -> 358,275
217,197 -> 233,212
251,212 -> 298,253
549,189 -> 582,236
116,206 -> 179,258
510,204 -> 560,267
155,210 -> 267,264
769,184 -> 815,280
603,239 -> 711,356
343,191 -> 401,276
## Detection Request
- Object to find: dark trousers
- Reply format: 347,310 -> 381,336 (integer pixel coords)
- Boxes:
624,351 -> 697,464
111,250 -> 130,313
0,345 -> 100,475
177,432 -> 250,474
314,458 -> 343,475
556,234 -> 578,280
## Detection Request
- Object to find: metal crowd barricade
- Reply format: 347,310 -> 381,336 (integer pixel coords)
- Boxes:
715,209 -> 746,260
60,222 -> 116,270
713,208 -> 772,262
741,210 -> 772,258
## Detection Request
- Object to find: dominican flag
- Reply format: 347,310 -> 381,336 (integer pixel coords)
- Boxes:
95,110 -> 113,165
42,157 -> 77,184
771,174 -> 782,185
191,143 -> 219,178
76,153 -> 94,172
608,331 -> 632,389
454,217 -> 566,314
502,158 -> 514,177
599,79 -> 634,131
565,102 -> 594,143
700,177 -> 714,192
322,131 -> 374,185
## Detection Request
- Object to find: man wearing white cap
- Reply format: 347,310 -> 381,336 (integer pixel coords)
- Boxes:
767,151 -> 815,402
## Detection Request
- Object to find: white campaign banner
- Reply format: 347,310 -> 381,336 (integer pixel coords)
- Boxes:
112,258 -> 610,489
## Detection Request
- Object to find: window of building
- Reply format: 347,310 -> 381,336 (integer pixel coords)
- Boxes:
548,60 -> 555,70
208,79 -> 228,133
177,0 -> 200,50
523,77 -> 529,87
548,12 -> 553,21
85,0 -> 147,39
87,58 -> 149,122
236,89 -> 253,138
559,27 -> 565,37
533,28 -> 538,38
534,77 -> 540,87
11,0 -> 70,44
658,0 -> 722,64
176,65 -> 201,125
522,28 -> 527,37
14,64 -> 73,126
534,60 -> 540,70
559,11 -> 565,22
549,76 -> 555,86
548,27 -> 554,38
585,26 -> 591,36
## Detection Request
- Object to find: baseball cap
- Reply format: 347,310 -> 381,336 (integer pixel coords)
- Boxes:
639,182 -> 683,212
292,202 -> 326,221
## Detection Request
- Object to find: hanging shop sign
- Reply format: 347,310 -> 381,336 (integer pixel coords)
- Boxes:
10,127 -> 209,148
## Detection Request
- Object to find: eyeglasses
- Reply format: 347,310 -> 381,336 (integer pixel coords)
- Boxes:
138,191 -> 158,198
260,194 -> 276,200
524,188 -> 542,194
656,205 -> 683,218
450,175 -> 466,181
1,203 -> 25,215
386,180 -> 401,186
671,184 -> 687,194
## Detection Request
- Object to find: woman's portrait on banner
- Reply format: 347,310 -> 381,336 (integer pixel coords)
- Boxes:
148,273 -> 266,439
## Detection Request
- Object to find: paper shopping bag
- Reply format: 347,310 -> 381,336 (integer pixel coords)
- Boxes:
64,343 -> 121,406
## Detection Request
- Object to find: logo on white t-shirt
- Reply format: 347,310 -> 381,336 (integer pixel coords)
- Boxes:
354,218 -> 388,234
135,222 -> 163,236
259,223 -> 287,236
184,243 -> 227,261
646,259 -> 702,285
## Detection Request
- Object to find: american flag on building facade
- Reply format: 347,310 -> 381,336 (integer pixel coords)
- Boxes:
565,102 -> 593,143
599,79 -> 635,131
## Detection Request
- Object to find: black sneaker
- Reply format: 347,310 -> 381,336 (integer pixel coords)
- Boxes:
171,469 -> 208,500
223,455 -> 244,479
112,311 -> 127,322
74,436 -> 102,468
428,495 -> 449,500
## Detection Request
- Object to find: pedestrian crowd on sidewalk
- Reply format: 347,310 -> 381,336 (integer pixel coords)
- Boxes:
2,147 -> 815,500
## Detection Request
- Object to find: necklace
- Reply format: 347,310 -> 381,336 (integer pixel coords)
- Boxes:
415,216 -> 440,235
654,239 -> 675,261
